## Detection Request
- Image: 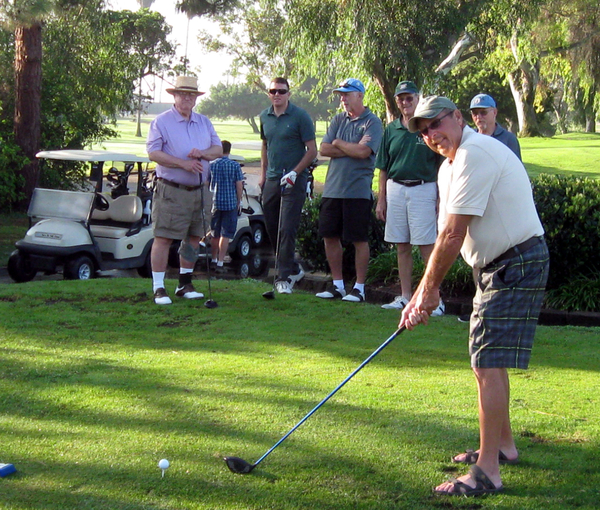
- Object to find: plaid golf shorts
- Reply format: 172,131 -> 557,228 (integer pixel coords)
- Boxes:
470,238 -> 550,369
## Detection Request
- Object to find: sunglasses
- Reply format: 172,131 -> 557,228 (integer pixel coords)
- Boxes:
418,111 -> 454,138
269,89 -> 289,95
471,109 -> 492,117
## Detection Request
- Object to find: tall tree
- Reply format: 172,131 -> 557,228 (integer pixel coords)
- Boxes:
276,0 -> 493,121
109,9 -> 175,137
1,0 -> 56,205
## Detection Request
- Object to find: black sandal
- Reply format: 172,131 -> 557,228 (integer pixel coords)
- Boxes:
452,448 -> 519,465
434,465 -> 504,497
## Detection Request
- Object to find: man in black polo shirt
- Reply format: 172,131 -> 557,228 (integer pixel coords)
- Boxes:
260,77 -> 317,294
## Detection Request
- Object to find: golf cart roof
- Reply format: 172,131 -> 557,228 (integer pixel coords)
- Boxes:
36,150 -> 150,163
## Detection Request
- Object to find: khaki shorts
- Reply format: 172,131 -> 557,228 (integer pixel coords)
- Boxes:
152,180 -> 208,239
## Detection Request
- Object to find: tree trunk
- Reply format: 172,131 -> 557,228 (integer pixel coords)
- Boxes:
14,23 -> 43,206
135,70 -> 143,137
586,115 -> 596,133
508,31 -> 541,137
247,116 -> 260,134
585,88 -> 596,133
372,66 -> 399,123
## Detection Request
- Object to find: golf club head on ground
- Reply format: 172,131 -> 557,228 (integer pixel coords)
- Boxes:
262,290 -> 275,300
204,299 -> 218,309
224,456 -> 256,474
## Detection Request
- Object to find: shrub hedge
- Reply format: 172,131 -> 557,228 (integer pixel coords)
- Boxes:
296,175 -> 600,311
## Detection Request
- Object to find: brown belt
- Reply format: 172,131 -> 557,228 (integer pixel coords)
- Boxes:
489,236 -> 543,266
158,177 -> 202,191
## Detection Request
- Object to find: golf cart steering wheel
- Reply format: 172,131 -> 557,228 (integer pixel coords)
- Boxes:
94,193 -> 110,211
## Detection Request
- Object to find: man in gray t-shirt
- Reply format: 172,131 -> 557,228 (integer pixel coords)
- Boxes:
316,78 -> 383,303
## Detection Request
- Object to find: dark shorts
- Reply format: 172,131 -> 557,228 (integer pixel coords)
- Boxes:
318,197 -> 372,243
211,208 -> 238,239
470,238 -> 550,369
151,180 -> 205,239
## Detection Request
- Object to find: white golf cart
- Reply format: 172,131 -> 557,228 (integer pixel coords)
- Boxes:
7,150 -> 154,282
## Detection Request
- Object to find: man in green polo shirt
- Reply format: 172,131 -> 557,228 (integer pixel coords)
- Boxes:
260,77 -> 317,294
375,80 -> 444,314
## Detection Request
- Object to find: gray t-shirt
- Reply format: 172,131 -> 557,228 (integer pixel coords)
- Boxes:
321,107 -> 383,199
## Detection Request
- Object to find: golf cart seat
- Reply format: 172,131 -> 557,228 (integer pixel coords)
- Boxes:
90,195 -> 143,238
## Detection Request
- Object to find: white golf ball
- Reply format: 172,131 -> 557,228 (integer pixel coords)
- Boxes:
158,459 -> 170,469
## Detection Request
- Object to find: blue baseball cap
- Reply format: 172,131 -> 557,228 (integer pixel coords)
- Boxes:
395,80 -> 419,96
333,78 -> 365,94
470,94 -> 496,109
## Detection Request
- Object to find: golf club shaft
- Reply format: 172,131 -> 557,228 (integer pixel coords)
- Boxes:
252,327 -> 406,468
200,181 -> 213,299
271,186 -> 286,289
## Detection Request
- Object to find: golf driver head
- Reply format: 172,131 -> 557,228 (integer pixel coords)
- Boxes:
224,456 -> 255,474
204,299 -> 218,309
262,290 -> 275,300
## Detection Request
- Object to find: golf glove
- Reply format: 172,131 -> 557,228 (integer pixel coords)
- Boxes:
280,171 -> 297,189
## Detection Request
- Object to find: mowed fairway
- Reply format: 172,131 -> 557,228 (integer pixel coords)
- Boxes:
0,278 -> 598,509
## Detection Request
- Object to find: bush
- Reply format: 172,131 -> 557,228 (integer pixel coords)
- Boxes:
0,137 -> 27,213
532,174 -> 600,290
297,193 -> 389,280
367,247 -> 474,298
544,274 -> 600,312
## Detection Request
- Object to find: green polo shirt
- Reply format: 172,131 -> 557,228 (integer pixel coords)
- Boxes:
260,102 -> 315,180
375,118 -> 441,182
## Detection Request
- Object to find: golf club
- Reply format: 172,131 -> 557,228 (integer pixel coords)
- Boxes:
262,185 -> 286,300
224,326 -> 406,474
200,177 -> 218,309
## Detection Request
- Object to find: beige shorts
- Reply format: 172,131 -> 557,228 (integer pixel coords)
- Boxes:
152,180 -> 211,239
384,180 -> 438,245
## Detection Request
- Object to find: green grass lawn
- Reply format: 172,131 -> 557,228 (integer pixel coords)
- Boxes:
0,278 -> 599,509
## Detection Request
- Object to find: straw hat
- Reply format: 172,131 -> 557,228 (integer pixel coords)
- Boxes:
166,76 -> 204,96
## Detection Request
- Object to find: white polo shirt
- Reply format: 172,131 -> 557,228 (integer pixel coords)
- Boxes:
438,126 -> 544,268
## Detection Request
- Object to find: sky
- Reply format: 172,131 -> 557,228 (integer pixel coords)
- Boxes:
109,0 -> 234,102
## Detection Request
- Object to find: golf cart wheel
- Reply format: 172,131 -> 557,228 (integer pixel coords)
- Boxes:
7,250 -> 37,283
234,234 -> 252,259
251,222 -> 265,247
64,255 -> 95,280
136,248 -> 152,278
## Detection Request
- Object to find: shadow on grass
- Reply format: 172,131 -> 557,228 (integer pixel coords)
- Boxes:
1,279 -> 599,508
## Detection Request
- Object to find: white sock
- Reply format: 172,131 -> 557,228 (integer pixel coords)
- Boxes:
333,279 -> 344,290
354,283 -> 365,294
179,267 -> 193,275
152,272 -> 165,292
217,261 -> 224,267
212,259 -> 218,264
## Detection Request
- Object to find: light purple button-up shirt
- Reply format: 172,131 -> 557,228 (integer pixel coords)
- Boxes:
146,106 -> 221,187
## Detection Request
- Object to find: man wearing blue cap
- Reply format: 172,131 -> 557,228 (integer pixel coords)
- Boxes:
457,93 -> 523,322
315,78 -> 383,303
376,80 -> 444,314
470,94 -> 521,159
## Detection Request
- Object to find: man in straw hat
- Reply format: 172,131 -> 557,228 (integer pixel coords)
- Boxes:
146,75 -> 222,305
400,96 -> 548,496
